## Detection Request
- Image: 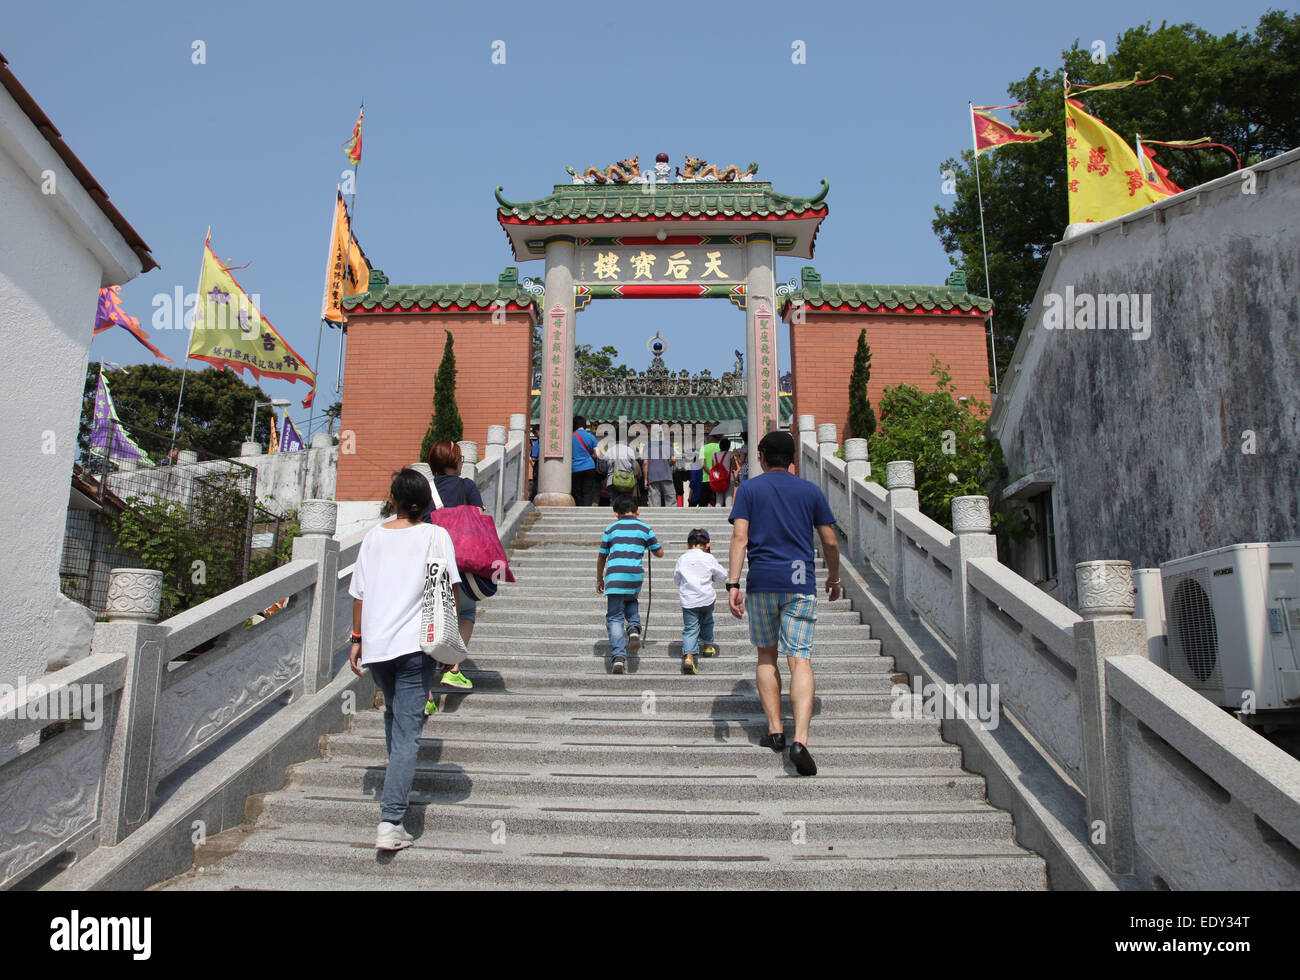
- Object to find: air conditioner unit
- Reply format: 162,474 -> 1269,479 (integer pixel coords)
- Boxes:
1160,542 -> 1300,712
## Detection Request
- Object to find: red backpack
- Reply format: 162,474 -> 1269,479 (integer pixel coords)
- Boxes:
708,452 -> 731,492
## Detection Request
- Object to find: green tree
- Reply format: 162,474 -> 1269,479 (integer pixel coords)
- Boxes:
847,329 -> 876,440
531,324 -> 631,377
933,12 -> 1300,383
867,360 -> 1029,538
79,362 -> 274,462
421,331 -> 463,460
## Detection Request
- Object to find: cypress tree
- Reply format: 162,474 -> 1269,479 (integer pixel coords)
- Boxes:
847,328 -> 876,440
421,330 -> 463,460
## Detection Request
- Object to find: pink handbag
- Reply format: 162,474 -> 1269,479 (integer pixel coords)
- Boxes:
425,479 -> 516,582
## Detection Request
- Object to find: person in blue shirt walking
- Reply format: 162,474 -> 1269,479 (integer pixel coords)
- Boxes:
596,494 -> 664,674
727,430 -> 841,776
572,415 -> 600,506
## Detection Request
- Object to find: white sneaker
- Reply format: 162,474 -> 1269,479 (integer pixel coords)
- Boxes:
627,628 -> 642,651
376,821 -> 414,851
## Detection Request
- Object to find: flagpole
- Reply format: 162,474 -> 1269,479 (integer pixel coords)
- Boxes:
339,101 -> 361,398
167,226 -> 210,462
970,103 -> 999,394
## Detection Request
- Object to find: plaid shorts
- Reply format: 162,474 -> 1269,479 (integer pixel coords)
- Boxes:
746,592 -> 818,659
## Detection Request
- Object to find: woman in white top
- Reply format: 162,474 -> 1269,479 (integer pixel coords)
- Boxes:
349,468 -> 460,851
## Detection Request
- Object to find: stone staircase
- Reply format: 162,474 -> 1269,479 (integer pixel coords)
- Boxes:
159,507 -> 1047,890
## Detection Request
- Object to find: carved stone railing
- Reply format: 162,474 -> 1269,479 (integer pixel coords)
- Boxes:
800,412 -> 1300,888
0,499 -> 363,889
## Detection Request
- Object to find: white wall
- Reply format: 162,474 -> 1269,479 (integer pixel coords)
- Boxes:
0,83 -> 146,690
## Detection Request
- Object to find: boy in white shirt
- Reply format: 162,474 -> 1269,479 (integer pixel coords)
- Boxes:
673,527 -> 727,674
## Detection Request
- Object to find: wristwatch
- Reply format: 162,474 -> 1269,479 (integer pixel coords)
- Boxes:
726,582 -> 741,591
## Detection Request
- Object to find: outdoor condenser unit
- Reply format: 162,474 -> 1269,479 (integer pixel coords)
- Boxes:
1160,542 -> 1300,712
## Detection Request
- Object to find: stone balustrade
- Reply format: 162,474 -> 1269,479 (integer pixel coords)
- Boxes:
798,414 -> 1300,889
0,417 -> 534,889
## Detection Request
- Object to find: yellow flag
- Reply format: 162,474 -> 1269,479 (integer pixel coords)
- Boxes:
321,189 -> 370,323
1066,98 -> 1172,225
189,234 -> 317,400
267,413 -> 280,454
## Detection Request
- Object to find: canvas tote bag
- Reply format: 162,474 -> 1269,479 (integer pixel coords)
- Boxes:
419,526 -> 468,661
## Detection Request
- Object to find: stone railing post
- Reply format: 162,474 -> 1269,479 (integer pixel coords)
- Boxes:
951,496 -> 997,686
96,568 -> 167,845
293,500 -> 340,695
459,441 -> 479,482
509,412 -> 528,504
842,438 -> 869,564
816,422 -> 837,498
797,414 -> 816,474
485,425 -> 508,522
1073,559 -> 1142,875
886,461 -> 918,611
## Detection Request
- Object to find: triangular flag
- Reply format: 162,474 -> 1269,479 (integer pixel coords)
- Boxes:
88,369 -> 154,467
343,106 -> 363,165
188,234 -> 317,394
268,412 -> 280,454
93,286 -> 173,361
972,106 -> 1051,155
281,412 -> 305,453
1065,98 -> 1172,225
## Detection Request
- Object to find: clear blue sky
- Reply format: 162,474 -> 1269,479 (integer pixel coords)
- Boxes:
2,0 -> 1277,436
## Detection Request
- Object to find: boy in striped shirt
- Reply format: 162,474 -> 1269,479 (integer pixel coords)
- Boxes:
596,494 -> 664,674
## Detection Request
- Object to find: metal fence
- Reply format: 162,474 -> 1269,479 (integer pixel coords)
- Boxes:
61,444 -> 294,620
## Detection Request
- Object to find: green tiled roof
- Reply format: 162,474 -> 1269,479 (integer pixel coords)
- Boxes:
496,180 -> 829,223
530,394 -> 794,424
342,267 -> 540,314
779,266 -> 991,316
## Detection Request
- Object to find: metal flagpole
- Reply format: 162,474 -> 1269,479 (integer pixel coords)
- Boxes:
969,103 -> 998,394
338,101 -> 362,397
167,226 -> 210,461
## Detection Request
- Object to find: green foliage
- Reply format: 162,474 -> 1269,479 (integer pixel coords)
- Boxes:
867,360 -> 1030,539
531,323 -> 631,377
847,329 -> 876,440
932,13 -> 1300,383
110,472 -> 255,618
80,362 -> 273,462
422,331 -> 463,460
249,511 -> 301,581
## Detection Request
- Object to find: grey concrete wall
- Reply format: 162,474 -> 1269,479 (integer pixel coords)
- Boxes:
237,443 -> 337,514
990,149 -> 1300,610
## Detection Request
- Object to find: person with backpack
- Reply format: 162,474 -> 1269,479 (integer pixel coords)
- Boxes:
711,436 -> 734,507
699,433 -> 721,506
421,440 -> 484,691
604,436 -> 641,499
348,468 -> 458,851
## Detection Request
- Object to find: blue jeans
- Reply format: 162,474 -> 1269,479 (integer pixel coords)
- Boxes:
605,592 -> 641,658
368,652 -> 435,823
681,602 -> 716,655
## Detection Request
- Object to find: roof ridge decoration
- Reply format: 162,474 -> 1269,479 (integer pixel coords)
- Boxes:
341,265 -> 540,316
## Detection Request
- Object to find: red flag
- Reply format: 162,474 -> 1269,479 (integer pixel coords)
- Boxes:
972,106 -> 1051,155
343,106 -> 363,165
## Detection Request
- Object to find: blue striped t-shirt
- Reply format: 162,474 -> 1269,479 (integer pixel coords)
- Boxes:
599,517 -> 661,595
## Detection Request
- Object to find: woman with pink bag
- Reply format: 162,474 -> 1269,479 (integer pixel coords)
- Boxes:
420,441 -> 485,690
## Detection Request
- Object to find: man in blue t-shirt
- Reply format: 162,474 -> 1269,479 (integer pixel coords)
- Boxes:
596,494 -> 664,673
571,415 -> 599,506
727,429 -> 841,776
